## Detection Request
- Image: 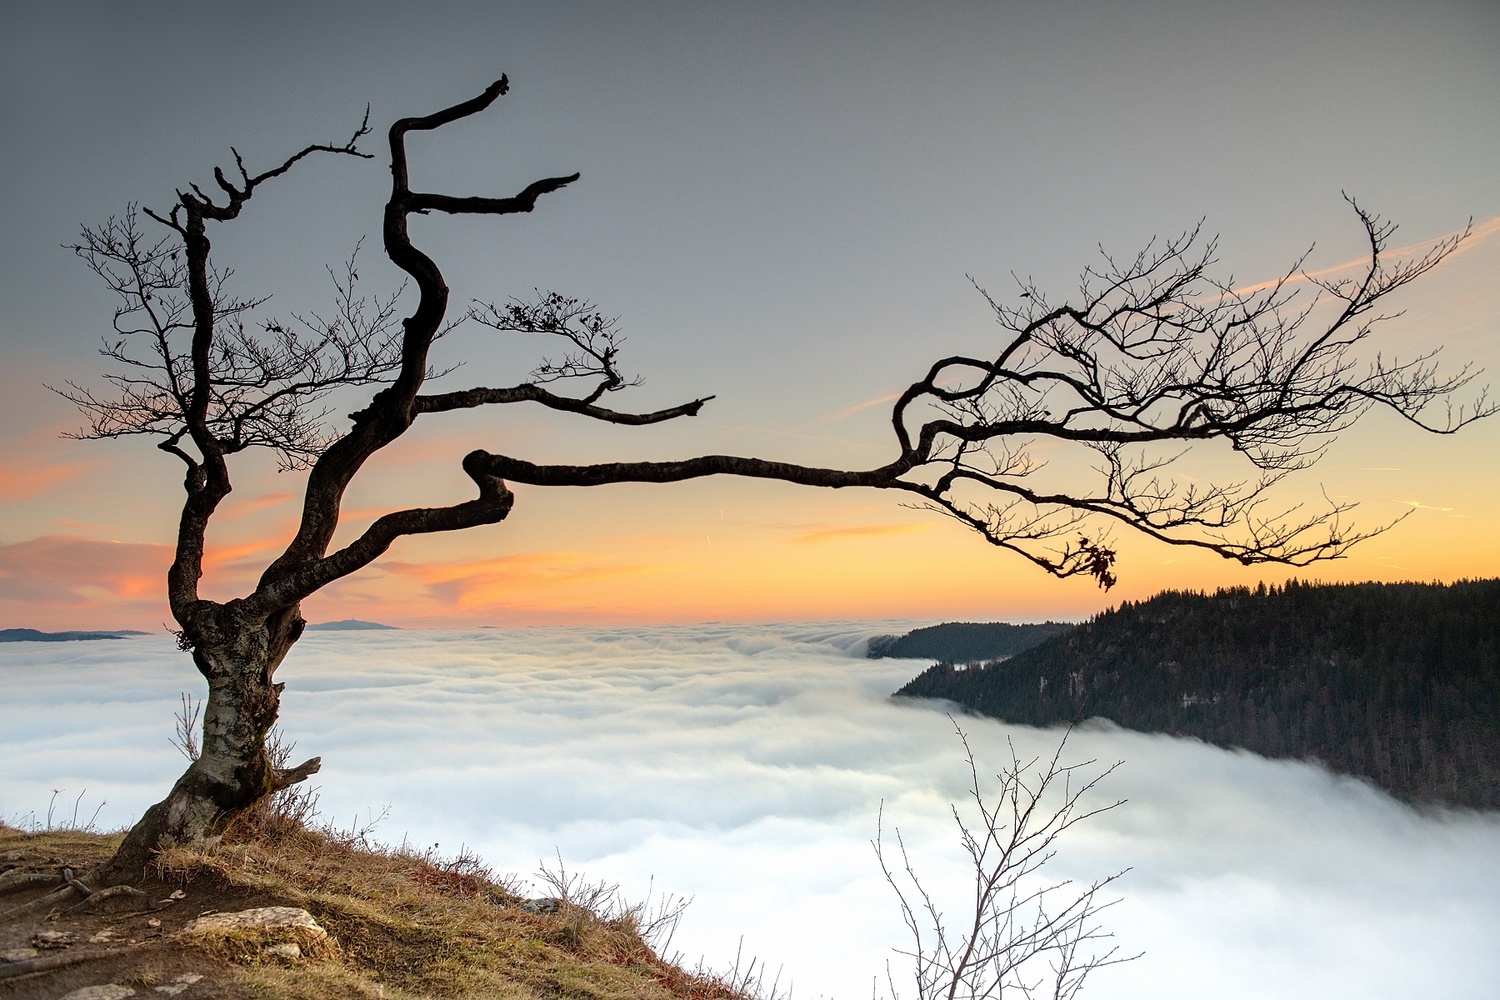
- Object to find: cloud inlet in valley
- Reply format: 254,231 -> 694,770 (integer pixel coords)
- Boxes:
2,624 -> 1497,999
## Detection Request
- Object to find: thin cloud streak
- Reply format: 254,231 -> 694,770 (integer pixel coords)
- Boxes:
2,626 -> 1495,999
1229,214 -> 1500,298
0,535 -> 169,605
380,552 -> 664,612
791,523 -> 931,544
0,457 -> 90,501
820,391 -> 902,425
1393,499 -> 1456,512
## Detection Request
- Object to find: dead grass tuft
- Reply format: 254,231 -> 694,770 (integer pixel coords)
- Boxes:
147,809 -> 755,1000
4,789 -> 771,1000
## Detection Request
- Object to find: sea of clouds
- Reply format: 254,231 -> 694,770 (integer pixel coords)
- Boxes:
3,624 -> 1498,998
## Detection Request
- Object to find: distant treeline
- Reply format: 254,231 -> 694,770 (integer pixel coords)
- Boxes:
895,579 -> 1500,809
867,621 -> 1073,663
0,628 -> 147,642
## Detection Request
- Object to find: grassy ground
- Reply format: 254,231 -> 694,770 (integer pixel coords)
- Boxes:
0,807 -> 766,1000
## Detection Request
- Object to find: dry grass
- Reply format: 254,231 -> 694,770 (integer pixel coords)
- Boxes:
163,813 -> 756,1000
4,720 -> 781,998
5,803 -> 780,1000
4,722 -> 787,999
1,811 -> 772,1000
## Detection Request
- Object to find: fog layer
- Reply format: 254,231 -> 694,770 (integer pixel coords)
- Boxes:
3,625 -> 1497,998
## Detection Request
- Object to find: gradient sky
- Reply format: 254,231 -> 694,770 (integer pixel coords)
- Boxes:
3,0 -> 1497,629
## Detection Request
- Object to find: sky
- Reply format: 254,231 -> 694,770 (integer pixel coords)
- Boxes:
2,0 -> 1498,629
5,626 -> 1498,998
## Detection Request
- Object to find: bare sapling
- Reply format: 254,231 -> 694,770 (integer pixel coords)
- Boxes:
876,722 -> 1137,1000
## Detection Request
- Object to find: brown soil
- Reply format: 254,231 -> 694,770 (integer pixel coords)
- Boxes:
0,822 -> 753,1000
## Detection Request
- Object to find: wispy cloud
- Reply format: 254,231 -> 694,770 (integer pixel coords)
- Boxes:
0,457 -> 91,501
0,535 -> 170,626
382,552 -> 662,612
791,522 -> 932,544
1231,215 -> 1500,298
1393,499 -> 1456,512
819,391 -> 902,425
237,491 -> 296,514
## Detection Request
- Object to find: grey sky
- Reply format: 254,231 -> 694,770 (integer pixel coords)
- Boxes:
7,0 -> 1495,380
2,0 -> 1497,623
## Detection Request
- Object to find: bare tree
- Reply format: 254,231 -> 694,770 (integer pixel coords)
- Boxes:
44,76 -> 1490,888
875,724 -> 1135,1000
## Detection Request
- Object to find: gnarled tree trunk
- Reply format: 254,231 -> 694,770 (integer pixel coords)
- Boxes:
90,605 -> 318,887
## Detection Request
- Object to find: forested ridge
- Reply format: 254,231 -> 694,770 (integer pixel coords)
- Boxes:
895,579 -> 1500,808
867,621 -> 1072,662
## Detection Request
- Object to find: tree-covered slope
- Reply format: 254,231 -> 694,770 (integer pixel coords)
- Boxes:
0,628 -> 146,642
895,579 -> 1500,808
867,621 -> 1073,663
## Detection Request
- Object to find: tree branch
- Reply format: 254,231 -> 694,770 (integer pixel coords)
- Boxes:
468,450 -> 909,490
416,383 -> 713,424
407,175 -> 582,217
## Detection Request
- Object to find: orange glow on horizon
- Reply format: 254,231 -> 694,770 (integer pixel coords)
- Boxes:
4,218 -> 1496,632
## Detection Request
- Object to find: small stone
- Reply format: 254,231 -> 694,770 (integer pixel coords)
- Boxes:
181,906 -> 326,939
1,947 -> 40,962
59,986 -> 136,1000
169,889 -> 187,900
146,918 -> 162,928
33,929 -> 75,949
88,928 -> 117,943
265,942 -> 302,959
151,971 -> 205,994
520,897 -> 562,915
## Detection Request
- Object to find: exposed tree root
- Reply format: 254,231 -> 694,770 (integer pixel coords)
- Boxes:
0,947 -> 134,981
0,884 -> 84,924
0,872 -> 62,897
65,884 -> 147,914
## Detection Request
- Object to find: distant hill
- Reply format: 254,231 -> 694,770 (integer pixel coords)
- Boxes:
868,621 -> 1073,663
0,628 -> 149,642
305,619 -> 398,631
895,579 -> 1500,809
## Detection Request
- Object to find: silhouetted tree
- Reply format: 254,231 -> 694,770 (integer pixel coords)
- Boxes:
45,78 -> 1493,887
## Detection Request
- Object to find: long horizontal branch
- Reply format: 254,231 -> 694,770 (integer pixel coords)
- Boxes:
415,383 -> 714,424
407,175 -> 581,216
469,451 -> 912,490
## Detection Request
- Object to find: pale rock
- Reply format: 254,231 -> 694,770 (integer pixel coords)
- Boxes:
520,897 -> 562,915
59,986 -> 136,1000
33,929 -> 75,948
153,972 -> 204,996
181,906 -> 326,939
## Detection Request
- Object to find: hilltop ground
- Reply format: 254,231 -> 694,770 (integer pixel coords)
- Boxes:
0,808 -> 757,1000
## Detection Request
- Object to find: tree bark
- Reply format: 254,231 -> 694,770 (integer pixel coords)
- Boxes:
90,605 -> 316,887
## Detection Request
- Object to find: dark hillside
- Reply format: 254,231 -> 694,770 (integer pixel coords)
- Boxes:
896,579 -> 1500,808
868,621 -> 1073,663
0,628 -> 146,642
